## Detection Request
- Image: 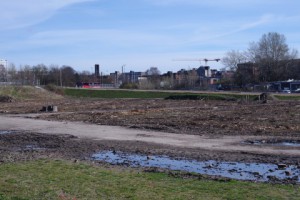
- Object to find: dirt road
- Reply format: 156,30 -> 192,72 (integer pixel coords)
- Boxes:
1,114 -> 300,157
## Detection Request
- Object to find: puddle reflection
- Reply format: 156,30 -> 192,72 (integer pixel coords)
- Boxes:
243,140 -> 300,147
92,151 -> 300,183
0,130 -> 15,135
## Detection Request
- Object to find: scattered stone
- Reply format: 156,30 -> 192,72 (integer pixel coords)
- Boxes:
285,171 -> 291,176
40,105 -> 57,112
277,164 -> 287,169
253,172 -> 260,176
267,175 -> 280,182
204,164 -> 213,169
254,93 -> 268,103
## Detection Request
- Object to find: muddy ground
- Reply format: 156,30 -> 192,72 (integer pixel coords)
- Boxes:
1,98 -> 300,137
1,96 -> 300,183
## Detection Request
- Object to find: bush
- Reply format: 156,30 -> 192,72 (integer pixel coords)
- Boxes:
44,84 -> 64,95
119,83 -> 139,89
165,94 -> 238,101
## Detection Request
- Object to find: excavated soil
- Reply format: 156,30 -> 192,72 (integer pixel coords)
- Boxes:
1,98 -> 299,136
1,96 -> 300,183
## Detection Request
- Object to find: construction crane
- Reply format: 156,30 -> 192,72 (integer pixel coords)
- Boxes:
173,58 -> 220,66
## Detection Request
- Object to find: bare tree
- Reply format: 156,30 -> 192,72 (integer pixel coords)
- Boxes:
32,64 -> 48,85
47,65 -> 61,86
222,50 -> 248,71
145,67 -> 161,89
79,70 -> 92,83
248,32 -> 298,82
18,65 -> 34,85
0,64 -> 6,82
145,67 -> 161,76
7,63 -> 18,83
61,65 -> 76,87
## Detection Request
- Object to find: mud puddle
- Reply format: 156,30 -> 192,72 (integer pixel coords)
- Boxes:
0,130 -> 16,135
23,145 -> 46,151
92,151 -> 300,183
243,140 -> 300,147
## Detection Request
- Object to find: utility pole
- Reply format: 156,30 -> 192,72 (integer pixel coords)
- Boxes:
60,68 -> 62,87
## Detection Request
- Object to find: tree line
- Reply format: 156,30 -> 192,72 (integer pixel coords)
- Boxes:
1,64 -> 80,87
1,32 -> 298,89
222,32 -> 299,86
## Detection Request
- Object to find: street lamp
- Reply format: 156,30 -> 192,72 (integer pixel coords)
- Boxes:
60,68 -> 62,87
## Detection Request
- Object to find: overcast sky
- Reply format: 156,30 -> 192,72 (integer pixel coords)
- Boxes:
0,0 -> 299,73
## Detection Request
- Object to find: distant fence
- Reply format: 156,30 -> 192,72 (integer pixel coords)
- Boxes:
0,82 -> 16,86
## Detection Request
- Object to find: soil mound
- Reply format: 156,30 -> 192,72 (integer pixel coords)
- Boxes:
0,95 -> 14,103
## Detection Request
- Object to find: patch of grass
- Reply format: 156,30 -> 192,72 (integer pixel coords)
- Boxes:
164,94 -> 251,101
64,88 -> 256,100
0,86 -> 62,101
274,94 -> 300,100
2,86 -> 48,100
0,160 -> 299,199
64,88 -> 172,98
44,84 -> 65,95
0,86 -> 34,100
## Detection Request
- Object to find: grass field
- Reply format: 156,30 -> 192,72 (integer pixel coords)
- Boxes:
0,160 -> 299,200
0,86 -> 62,100
64,87 -> 300,101
0,86 -> 38,100
274,94 -> 300,100
63,88 -> 257,100
2,86 -> 299,101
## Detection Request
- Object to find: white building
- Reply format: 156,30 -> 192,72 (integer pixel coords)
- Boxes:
0,59 -> 8,68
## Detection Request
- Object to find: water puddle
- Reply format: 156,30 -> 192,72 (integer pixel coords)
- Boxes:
0,130 -> 16,135
243,140 -> 300,147
23,145 -> 45,151
92,151 -> 300,183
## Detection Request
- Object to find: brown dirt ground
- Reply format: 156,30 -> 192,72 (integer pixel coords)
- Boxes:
2,98 -> 299,137
1,95 -> 300,177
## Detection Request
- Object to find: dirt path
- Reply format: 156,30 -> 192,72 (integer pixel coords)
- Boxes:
1,115 -> 300,156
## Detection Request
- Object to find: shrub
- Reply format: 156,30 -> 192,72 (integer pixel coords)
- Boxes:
119,83 -> 139,89
44,84 -> 64,95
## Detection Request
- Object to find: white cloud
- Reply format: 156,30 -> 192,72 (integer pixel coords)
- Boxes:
23,29 -> 177,48
0,0 -> 94,30
146,0 -> 273,6
180,14 -> 274,46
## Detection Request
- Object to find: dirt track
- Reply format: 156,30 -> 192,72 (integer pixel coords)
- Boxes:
1,115 -> 300,158
1,94 -> 300,184
0,97 -> 300,166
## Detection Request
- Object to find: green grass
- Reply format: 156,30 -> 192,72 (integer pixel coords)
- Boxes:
0,86 -> 62,100
0,160 -> 299,200
64,88 -> 256,100
64,88 -> 172,98
274,94 -> 300,100
0,86 -> 35,100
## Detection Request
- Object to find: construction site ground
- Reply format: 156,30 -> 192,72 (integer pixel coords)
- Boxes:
1,88 -> 300,183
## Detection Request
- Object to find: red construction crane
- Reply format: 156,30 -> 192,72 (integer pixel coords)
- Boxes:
173,58 -> 220,66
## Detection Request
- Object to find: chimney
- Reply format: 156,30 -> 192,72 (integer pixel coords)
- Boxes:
95,64 -> 100,77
